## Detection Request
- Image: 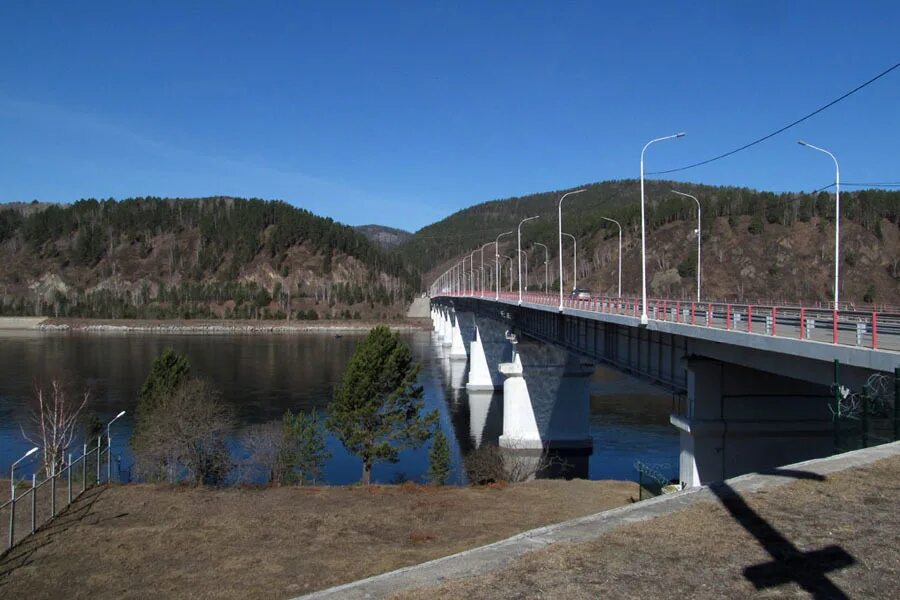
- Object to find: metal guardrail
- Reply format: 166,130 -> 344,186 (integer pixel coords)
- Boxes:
439,291 -> 900,353
1,439 -> 119,553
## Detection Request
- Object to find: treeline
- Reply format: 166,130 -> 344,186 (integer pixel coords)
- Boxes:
400,179 -> 900,275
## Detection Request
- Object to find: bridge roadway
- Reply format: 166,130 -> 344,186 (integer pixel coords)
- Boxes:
431,291 -> 900,488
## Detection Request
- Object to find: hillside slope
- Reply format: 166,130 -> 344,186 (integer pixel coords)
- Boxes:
355,224 -> 413,249
401,180 -> 900,305
0,197 -> 420,320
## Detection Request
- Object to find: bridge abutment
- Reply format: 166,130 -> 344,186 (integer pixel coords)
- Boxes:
673,358 -> 834,487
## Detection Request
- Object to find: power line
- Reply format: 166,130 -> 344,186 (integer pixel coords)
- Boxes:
647,61 -> 900,175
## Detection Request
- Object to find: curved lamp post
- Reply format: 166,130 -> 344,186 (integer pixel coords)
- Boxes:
495,231 -> 513,300
533,242 -> 549,292
600,217 -> 622,298
517,216 -> 540,304
562,232 -> 577,291
671,190 -> 701,302
107,410 -> 125,481
499,254 -> 514,292
10,447 -> 38,499
558,189 -> 586,310
469,250 -> 479,297
640,132 -> 685,324
799,140 -> 840,309
479,242 -> 493,298
518,249 -> 529,292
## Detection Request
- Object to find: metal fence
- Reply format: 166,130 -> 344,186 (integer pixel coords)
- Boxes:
1,438 -> 120,553
833,367 -> 900,454
634,460 -> 676,500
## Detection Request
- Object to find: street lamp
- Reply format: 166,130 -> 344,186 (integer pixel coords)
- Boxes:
558,189 -> 586,311
671,191 -> 701,302
799,140 -> 841,309
533,242 -> 549,292
480,241 -> 493,298
517,216 -> 540,304
499,254 -> 514,292
10,447 -> 38,499
562,232 -> 577,290
470,250 -> 479,297
495,231 -> 513,300
107,410 -> 125,481
600,217 -> 622,298
640,132 -> 686,324
518,249 -> 529,292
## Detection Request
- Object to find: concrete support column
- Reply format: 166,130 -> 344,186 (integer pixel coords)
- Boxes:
672,358 -> 834,488
498,351 -> 543,450
498,337 -> 594,451
466,326 -> 494,390
442,312 -> 453,347
450,316 -> 468,361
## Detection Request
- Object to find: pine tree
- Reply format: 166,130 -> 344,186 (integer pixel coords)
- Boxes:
428,430 -> 451,485
327,326 -> 437,484
132,348 -> 191,455
280,410 -> 331,485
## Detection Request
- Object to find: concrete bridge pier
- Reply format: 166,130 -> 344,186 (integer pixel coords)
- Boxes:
441,311 -> 453,347
466,317 -> 510,391
449,311 -> 468,361
672,358 -> 834,488
498,336 -> 594,452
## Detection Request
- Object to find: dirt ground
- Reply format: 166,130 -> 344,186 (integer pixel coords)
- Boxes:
395,456 -> 900,599
0,478 -> 635,599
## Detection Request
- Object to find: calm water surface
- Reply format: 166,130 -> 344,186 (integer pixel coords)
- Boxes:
0,331 -> 677,484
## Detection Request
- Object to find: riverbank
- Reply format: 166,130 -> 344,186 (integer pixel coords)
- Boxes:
390,447 -> 900,600
33,317 -> 431,334
0,478 -> 635,599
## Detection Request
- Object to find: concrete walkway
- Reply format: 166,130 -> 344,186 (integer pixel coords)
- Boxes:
406,296 -> 431,319
0,317 -> 47,330
295,441 -> 900,599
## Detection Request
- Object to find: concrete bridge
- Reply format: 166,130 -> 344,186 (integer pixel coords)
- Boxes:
430,292 -> 900,488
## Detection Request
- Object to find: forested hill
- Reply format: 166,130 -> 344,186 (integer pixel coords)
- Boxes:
399,180 -> 900,305
0,197 -> 420,320
355,224 -> 413,249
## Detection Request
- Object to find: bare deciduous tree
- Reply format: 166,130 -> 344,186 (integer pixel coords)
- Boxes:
21,380 -> 89,477
132,378 -> 234,485
463,443 -> 568,485
240,421 -> 284,484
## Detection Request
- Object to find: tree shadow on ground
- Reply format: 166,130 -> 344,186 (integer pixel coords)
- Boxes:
0,484 -> 113,582
709,468 -> 855,599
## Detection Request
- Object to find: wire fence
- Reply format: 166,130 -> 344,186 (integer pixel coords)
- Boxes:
634,460 -> 677,500
833,368 -> 900,454
0,438 -> 121,554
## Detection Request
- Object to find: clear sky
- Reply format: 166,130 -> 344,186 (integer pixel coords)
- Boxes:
1,1 -> 898,231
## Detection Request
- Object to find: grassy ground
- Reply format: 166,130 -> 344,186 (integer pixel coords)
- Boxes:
0,478 -> 635,599
395,456 -> 900,599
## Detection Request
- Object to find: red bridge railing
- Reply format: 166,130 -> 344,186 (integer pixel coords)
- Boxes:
437,289 -> 899,352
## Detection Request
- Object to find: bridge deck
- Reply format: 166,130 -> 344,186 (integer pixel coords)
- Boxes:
435,291 -> 900,374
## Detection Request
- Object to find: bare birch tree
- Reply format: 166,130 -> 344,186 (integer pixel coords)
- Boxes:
21,380 -> 89,477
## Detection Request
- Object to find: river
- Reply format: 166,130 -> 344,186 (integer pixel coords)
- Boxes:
0,330 -> 678,485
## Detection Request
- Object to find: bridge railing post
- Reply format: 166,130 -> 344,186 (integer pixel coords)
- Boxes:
832,309 -> 838,345
772,307 -> 778,337
872,312 -> 878,350
747,305 -> 752,333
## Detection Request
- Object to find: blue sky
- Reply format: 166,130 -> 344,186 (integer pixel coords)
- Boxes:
1,1 -> 898,231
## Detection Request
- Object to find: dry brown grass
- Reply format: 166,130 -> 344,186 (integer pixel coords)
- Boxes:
0,478 -> 635,599
395,456 -> 900,599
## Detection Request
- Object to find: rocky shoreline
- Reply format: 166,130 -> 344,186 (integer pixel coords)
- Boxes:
30,318 -> 431,335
